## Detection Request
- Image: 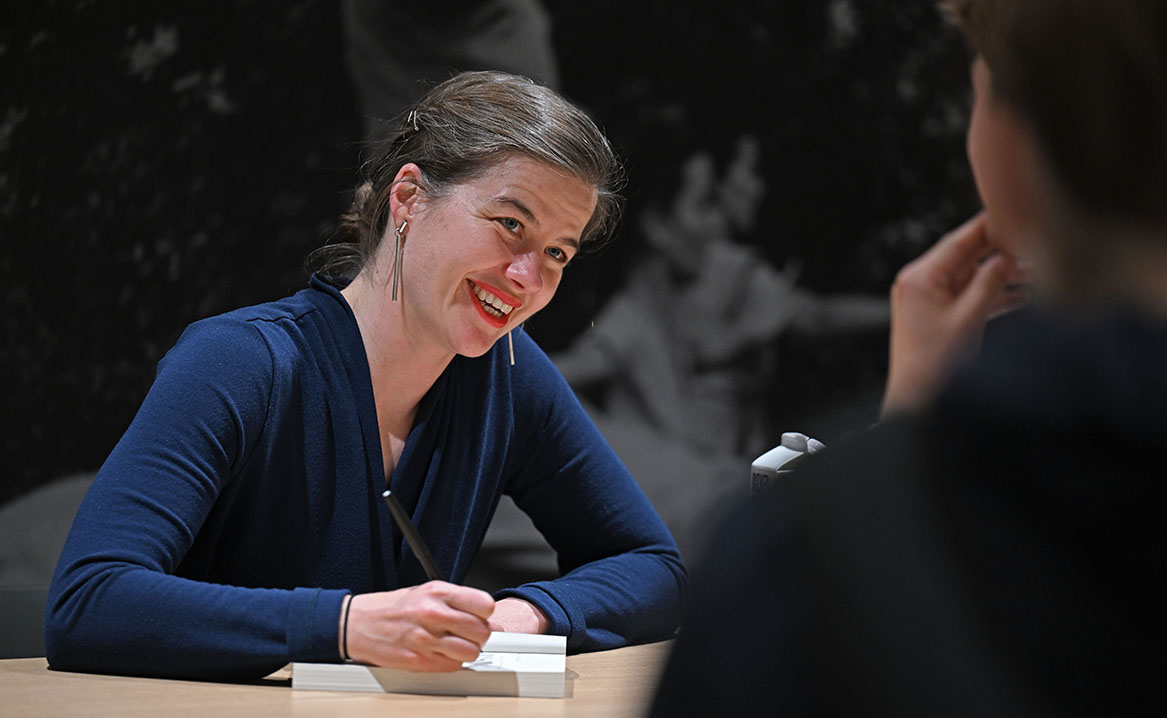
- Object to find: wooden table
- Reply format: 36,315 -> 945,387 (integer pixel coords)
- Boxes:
0,641 -> 672,717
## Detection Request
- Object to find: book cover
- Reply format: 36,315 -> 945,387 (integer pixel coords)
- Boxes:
291,632 -> 567,698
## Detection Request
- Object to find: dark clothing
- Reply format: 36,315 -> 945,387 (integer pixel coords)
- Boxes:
652,308 -> 1167,716
46,277 -> 685,680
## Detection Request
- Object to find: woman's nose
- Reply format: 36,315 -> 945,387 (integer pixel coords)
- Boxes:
505,250 -> 543,292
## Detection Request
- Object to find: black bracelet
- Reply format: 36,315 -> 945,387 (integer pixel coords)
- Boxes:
341,595 -> 352,661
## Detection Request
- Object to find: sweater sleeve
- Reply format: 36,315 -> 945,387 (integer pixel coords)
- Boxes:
44,318 -> 347,680
494,334 -> 688,651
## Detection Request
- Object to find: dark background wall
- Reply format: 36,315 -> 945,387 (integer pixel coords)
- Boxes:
1,1 -> 977,506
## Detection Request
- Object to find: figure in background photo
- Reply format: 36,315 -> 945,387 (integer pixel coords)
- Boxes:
342,0 -> 558,141
552,134 -> 890,561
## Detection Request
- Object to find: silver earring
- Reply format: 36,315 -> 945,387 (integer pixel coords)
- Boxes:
507,331 -> 515,366
391,220 -> 407,301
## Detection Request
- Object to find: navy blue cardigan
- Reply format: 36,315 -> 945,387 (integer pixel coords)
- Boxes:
45,276 -> 686,679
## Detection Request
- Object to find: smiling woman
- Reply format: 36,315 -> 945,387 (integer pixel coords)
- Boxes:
44,71 -> 684,680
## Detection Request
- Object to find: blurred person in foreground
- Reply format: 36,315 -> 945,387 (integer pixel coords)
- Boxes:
651,0 -> 1167,715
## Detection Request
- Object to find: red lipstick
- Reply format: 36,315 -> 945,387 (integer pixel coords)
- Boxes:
466,280 -> 516,329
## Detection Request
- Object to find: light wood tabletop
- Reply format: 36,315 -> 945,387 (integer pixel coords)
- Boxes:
0,640 -> 673,717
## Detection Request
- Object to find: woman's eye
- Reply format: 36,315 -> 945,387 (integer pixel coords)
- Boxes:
499,217 -> 522,233
546,246 -> 569,263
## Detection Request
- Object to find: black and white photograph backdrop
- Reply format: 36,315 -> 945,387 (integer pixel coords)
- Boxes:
1,0 -> 978,583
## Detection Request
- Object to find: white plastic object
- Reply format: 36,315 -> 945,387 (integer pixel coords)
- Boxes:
749,432 -> 825,494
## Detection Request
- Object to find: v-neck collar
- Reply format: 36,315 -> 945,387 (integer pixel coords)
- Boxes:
309,274 -> 450,585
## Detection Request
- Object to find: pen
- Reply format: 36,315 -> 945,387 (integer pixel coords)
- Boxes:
382,489 -> 447,582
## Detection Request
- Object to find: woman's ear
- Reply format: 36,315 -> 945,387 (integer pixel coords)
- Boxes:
389,163 -> 423,228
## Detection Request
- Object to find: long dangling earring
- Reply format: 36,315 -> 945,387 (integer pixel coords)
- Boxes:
391,220 -> 408,301
507,330 -> 515,366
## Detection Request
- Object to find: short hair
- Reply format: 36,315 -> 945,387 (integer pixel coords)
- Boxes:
942,0 -> 1167,230
313,70 -> 624,279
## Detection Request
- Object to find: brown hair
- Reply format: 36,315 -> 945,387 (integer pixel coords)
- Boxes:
312,70 -> 624,279
942,0 -> 1167,229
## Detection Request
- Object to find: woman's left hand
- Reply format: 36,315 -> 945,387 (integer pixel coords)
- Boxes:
487,597 -> 550,634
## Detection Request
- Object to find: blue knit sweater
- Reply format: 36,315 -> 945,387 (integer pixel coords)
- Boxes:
45,276 -> 686,679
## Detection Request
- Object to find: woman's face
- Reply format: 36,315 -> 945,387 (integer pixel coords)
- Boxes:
395,156 -> 596,358
966,56 -> 1049,260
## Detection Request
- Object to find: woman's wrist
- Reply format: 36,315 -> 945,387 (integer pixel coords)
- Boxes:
489,597 -> 550,634
338,593 -> 353,661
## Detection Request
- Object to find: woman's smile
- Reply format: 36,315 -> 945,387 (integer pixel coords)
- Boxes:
467,279 -> 520,329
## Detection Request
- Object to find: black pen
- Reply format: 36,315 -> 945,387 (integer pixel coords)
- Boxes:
382,489 -> 447,582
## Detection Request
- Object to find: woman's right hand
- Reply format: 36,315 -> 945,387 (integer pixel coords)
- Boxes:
342,582 -> 495,671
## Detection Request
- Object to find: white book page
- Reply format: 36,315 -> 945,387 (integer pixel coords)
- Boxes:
479,631 -> 566,655
463,650 -> 565,673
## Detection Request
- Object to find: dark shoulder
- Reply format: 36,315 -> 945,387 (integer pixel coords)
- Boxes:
169,286 -> 343,371
155,294 -> 324,398
506,328 -> 567,387
476,328 -> 575,412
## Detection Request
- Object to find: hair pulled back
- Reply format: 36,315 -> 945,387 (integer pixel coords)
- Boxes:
312,70 -> 624,279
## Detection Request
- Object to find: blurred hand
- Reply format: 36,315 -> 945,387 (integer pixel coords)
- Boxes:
343,581 -> 495,671
487,597 -> 550,634
881,213 -> 1029,417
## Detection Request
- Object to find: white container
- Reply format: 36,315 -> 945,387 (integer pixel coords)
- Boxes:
749,432 -> 825,495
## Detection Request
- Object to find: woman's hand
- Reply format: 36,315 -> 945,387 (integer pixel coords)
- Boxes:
881,213 -> 1029,417
487,597 -> 550,634
342,582 -> 495,671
